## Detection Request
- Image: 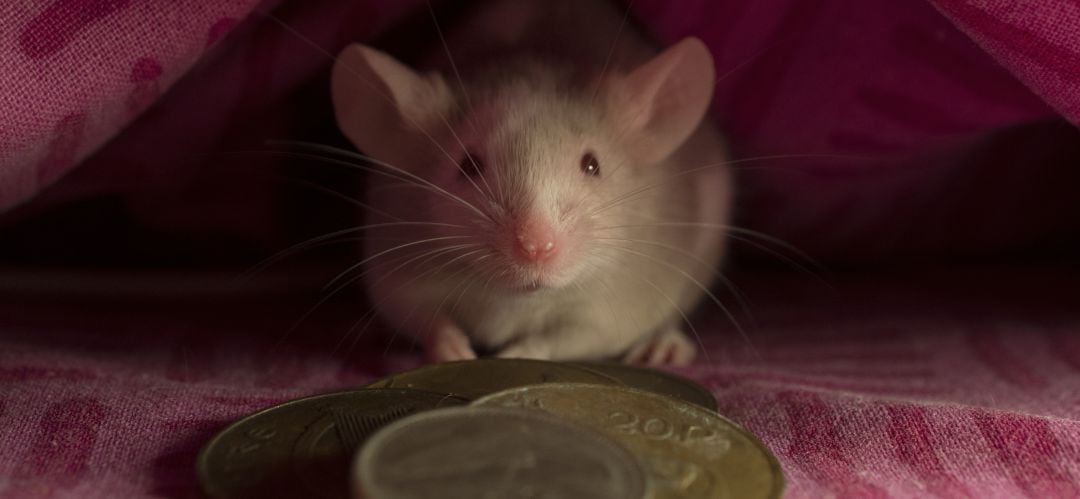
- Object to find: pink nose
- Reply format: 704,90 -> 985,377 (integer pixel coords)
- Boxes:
516,220 -> 558,262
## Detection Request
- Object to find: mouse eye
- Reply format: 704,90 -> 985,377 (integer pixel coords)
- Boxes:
580,152 -> 600,177
459,152 -> 484,178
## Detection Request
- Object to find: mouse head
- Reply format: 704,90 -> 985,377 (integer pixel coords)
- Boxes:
332,38 -> 714,291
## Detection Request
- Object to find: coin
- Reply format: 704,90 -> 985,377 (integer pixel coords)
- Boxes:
197,389 -> 466,499
353,406 -> 650,499
570,362 -> 718,411
365,358 -> 620,400
473,383 -> 784,499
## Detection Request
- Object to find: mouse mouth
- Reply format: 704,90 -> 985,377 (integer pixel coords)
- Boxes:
492,243 -> 575,292
501,275 -> 544,293
499,269 -> 558,293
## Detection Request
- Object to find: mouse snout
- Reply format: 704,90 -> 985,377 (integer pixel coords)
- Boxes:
515,217 -> 559,263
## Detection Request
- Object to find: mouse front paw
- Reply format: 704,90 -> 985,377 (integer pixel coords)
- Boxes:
622,328 -> 697,366
425,321 -> 478,363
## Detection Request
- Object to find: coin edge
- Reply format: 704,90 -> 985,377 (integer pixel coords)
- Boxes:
195,388 -> 467,499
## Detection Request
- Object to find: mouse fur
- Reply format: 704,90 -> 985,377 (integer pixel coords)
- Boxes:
330,0 -> 733,365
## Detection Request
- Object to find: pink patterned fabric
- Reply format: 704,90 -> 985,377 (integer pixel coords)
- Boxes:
2,0 -> 1078,259
1,266 -> 1078,498
635,0 -> 1080,263
2,0 -> 1079,497
1,0 -> 258,209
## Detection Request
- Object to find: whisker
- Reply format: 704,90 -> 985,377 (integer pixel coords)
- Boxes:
593,153 -> 632,192
335,308 -> 380,355
594,275 -> 639,344
406,255 -> 492,357
595,253 -> 714,366
594,242 -> 756,360
322,242 -> 477,295
722,226 -> 826,270
277,175 -> 402,221
217,147 -> 488,221
322,238 -> 479,294
588,153 -> 872,217
434,115 -> 496,203
594,221 -> 828,279
425,0 -> 476,125
447,255 -> 493,316
364,248 -> 487,356
254,9 -> 502,215
402,252 -> 495,358
590,0 -> 635,103
338,246 -> 483,356
594,236 -> 755,324
421,1 -> 500,205
714,33 -> 799,86
259,143 -> 495,222
277,243 -> 478,350
270,246 -> 431,350
238,223 -> 470,282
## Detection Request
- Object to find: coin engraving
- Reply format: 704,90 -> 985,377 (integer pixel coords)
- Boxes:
247,427 -> 277,440
492,391 -> 546,410
648,455 -> 718,493
570,362 -> 718,410
609,410 -> 729,449
197,389 -> 466,499
329,405 -> 412,449
474,383 -> 783,499
227,442 -> 261,457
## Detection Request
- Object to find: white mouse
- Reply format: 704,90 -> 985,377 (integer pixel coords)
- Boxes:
330,0 -> 732,365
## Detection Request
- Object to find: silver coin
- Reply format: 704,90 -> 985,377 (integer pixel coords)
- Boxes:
353,406 -> 650,499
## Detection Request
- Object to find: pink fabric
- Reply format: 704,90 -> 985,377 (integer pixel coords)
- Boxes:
2,0 -> 1080,497
0,266 -> 1078,498
637,0 -> 1080,262
1,0 -> 259,208
2,0 -> 1077,260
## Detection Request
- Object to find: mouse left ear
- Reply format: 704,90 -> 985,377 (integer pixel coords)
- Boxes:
605,37 -> 715,163
331,44 -> 453,163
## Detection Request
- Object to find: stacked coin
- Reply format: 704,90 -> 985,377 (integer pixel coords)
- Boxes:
196,359 -> 783,499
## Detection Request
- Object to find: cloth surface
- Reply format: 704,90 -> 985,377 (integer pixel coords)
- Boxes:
2,0 -> 1080,497
3,0 -> 1080,263
0,265 -> 1078,498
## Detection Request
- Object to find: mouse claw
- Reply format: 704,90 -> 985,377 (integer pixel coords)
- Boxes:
425,322 -> 477,363
623,328 -> 696,366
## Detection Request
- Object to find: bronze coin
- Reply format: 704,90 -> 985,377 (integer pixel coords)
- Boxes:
196,388 -> 466,499
365,358 -> 620,400
353,406 -> 650,499
473,383 -> 784,499
570,362 -> 718,410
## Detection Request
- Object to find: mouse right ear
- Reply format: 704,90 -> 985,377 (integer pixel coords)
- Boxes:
331,44 -> 452,161
605,38 -> 715,164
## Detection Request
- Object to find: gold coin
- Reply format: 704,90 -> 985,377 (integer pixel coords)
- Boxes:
570,362 -> 718,411
196,389 -> 466,499
473,383 -> 784,499
353,406 -> 651,499
365,358 -> 620,400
